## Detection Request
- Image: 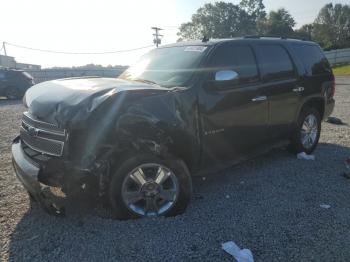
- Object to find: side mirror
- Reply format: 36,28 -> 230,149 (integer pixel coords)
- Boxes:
204,70 -> 239,91
215,70 -> 239,82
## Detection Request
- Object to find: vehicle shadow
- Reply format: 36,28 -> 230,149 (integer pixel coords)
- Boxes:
7,142 -> 350,261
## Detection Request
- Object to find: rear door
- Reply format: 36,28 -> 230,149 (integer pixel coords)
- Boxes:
199,42 -> 269,167
255,43 -> 301,141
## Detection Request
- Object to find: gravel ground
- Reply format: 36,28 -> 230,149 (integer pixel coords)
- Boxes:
1,77 -> 350,262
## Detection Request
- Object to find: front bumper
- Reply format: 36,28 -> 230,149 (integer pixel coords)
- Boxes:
12,137 -> 65,216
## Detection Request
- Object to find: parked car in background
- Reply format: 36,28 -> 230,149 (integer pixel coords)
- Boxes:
0,69 -> 35,99
12,37 -> 335,219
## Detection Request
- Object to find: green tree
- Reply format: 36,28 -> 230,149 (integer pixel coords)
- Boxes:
312,3 -> 350,49
240,0 -> 266,33
294,24 -> 313,40
177,1 -> 265,41
239,0 -> 266,22
258,8 -> 296,37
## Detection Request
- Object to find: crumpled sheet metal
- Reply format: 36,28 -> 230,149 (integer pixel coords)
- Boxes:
24,76 -> 200,173
25,77 -> 170,127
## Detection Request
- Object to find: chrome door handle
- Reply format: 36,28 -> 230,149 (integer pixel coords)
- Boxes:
252,95 -> 267,102
293,86 -> 304,92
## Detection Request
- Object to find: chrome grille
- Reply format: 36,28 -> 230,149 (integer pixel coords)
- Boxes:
20,112 -> 66,157
22,112 -> 65,134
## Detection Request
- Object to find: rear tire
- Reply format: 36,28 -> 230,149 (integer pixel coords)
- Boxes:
109,154 -> 192,220
289,106 -> 321,154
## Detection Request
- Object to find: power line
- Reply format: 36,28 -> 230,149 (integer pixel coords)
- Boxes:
3,42 -> 153,55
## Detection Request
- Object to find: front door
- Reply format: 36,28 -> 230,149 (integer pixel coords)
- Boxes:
198,43 -> 268,168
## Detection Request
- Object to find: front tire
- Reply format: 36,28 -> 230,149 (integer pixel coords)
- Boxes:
289,106 -> 321,154
109,155 -> 192,220
5,86 -> 21,100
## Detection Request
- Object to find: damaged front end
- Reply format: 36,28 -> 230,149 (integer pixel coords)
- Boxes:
11,78 -> 131,216
12,76 -> 197,216
12,126 -> 112,217
12,136 -> 65,216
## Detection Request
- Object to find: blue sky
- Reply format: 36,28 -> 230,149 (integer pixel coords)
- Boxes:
0,0 -> 349,68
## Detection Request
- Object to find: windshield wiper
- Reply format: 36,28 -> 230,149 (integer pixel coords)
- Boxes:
134,78 -> 158,85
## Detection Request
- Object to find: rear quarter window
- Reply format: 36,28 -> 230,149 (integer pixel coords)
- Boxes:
293,44 -> 331,76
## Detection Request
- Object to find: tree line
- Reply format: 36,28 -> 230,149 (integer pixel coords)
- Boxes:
177,0 -> 350,50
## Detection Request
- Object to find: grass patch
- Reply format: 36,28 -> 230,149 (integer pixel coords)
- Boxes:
333,64 -> 350,76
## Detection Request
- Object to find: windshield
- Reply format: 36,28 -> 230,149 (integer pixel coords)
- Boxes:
119,45 -> 208,87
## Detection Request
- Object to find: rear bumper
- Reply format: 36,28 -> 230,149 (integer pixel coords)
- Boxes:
11,137 -> 65,216
324,98 -> 335,120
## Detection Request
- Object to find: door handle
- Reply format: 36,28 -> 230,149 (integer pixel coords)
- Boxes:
293,86 -> 304,92
252,95 -> 267,102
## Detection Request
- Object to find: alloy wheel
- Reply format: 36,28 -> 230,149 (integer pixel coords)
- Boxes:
300,114 -> 318,149
121,163 -> 179,217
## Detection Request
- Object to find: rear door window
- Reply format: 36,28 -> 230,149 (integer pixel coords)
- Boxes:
208,44 -> 259,85
293,44 -> 331,75
258,45 -> 295,81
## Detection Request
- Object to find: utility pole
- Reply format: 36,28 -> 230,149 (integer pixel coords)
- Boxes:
2,42 -> 7,56
151,27 -> 163,47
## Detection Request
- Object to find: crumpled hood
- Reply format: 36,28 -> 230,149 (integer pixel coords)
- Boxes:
25,77 -> 169,127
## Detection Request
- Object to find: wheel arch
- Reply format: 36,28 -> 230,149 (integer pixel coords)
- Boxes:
111,128 -> 196,174
298,96 -> 325,120
109,91 -> 200,173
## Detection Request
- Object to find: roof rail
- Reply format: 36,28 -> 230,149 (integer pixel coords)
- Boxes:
243,35 -> 261,39
243,35 -> 306,41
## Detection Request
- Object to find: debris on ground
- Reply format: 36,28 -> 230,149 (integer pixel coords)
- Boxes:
222,241 -> 254,262
225,195 -> 230,199
297,152 -> 315,161
326,117 -> 345,125
320,204 -> 331,209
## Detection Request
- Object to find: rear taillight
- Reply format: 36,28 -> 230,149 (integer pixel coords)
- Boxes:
330,74 -> 335,98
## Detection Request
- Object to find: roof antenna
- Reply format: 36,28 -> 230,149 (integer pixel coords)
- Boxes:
202,36 -> 209,43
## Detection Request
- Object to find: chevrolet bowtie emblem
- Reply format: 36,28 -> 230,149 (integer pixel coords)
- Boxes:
28,126 -> 39,136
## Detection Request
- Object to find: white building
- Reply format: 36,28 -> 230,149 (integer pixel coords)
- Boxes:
0,55 -> 41,70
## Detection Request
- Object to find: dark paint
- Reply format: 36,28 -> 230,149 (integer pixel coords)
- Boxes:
12,38 -> 335,211
0,69 -> 34,97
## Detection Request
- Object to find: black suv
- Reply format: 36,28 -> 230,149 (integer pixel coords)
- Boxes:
0,69 -> 34,99
12,37 -> 335,219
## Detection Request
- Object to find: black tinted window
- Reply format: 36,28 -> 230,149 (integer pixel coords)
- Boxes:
119,46 -> 208,87
209,44 -> 259,84
293,44 -> 330,75
259,45 -> 295,81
